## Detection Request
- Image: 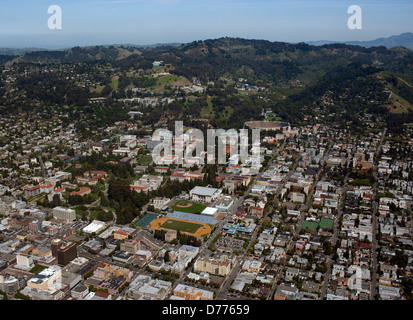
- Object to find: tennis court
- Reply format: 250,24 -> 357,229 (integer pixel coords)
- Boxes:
135,213 -> 158,227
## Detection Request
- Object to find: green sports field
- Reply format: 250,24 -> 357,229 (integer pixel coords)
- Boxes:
319,218 -> 334,230
160,219 -> 201,234
302,221 -> 319,232
171,201 -> 207,214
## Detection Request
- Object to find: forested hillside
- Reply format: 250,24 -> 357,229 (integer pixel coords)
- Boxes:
1,37 -> 413,133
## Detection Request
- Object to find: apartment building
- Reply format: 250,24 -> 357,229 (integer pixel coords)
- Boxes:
194,257 -> 231,276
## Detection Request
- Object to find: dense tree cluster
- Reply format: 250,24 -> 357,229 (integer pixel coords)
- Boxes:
107,178 -> 149,224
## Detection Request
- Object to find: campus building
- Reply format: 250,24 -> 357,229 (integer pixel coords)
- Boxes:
52,206 -> 76,223
189,186 -> 222,203
26,265 -> 62,292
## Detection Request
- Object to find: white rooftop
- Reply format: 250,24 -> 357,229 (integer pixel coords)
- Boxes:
201,207 -> 218,216
179,245 -> 199,253
191,186 -> 220,197
82,220 -> 106,234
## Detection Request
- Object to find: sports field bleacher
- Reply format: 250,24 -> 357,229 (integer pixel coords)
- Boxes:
167,211 -> 217,225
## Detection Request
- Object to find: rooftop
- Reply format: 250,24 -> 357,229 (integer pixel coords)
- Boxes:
191,186 -> 221,197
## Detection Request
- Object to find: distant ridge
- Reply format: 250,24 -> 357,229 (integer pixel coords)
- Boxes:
307,32 -> 413,50
2,34 -> 412,55
0,42 -> 183,56
0,47 -> 50,56
2,34 -> 413,67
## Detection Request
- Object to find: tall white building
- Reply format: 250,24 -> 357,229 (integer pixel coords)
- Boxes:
53,206 -> 76,222
16,254 -> 35,270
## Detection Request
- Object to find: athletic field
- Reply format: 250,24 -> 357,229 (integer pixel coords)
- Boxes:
150,217 -> 212,237
171,200 -> 207,214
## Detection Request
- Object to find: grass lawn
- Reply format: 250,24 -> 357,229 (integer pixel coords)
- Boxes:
29,264 -> 48,274
319,218 -> 334,230
387,91 -> 411,113
155,74 -> 178,87
75,208 -> 88,218
90,85 -> 104,94
137,155 -> 153,165
160,219 -> 201,234
110,76 -> 119,91
377,73 -> 413,114
201,96 -> 215,118
302,221 -> 319,232
267,115 -> 283,121
172,201 -> 207,214
89,210 -> 99,220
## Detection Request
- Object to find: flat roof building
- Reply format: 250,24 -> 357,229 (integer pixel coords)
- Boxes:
52,206 -> 76,223
57,241 -> 77,266
190,186 -> 222,203
201,207 -> 219,217
82,220 -> 106,234
27,265 -> 62,292
178,245 -> 199,258
172,283 -> 214,300
194,257 -> 231,276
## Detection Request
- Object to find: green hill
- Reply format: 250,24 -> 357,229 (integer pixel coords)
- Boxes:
2,37 -> 413,133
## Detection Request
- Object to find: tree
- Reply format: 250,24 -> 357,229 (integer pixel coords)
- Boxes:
101,84 -> 112,96
154,230 -> 166,241
99,190 -> 109,206
107,177 -> 149,224
179,233 -> 188,245
164,251 -> 170,263
51,194 -> 62,207
323,241 -> 333,255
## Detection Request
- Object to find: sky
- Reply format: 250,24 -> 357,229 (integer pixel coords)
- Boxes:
0,0 -> 412,48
